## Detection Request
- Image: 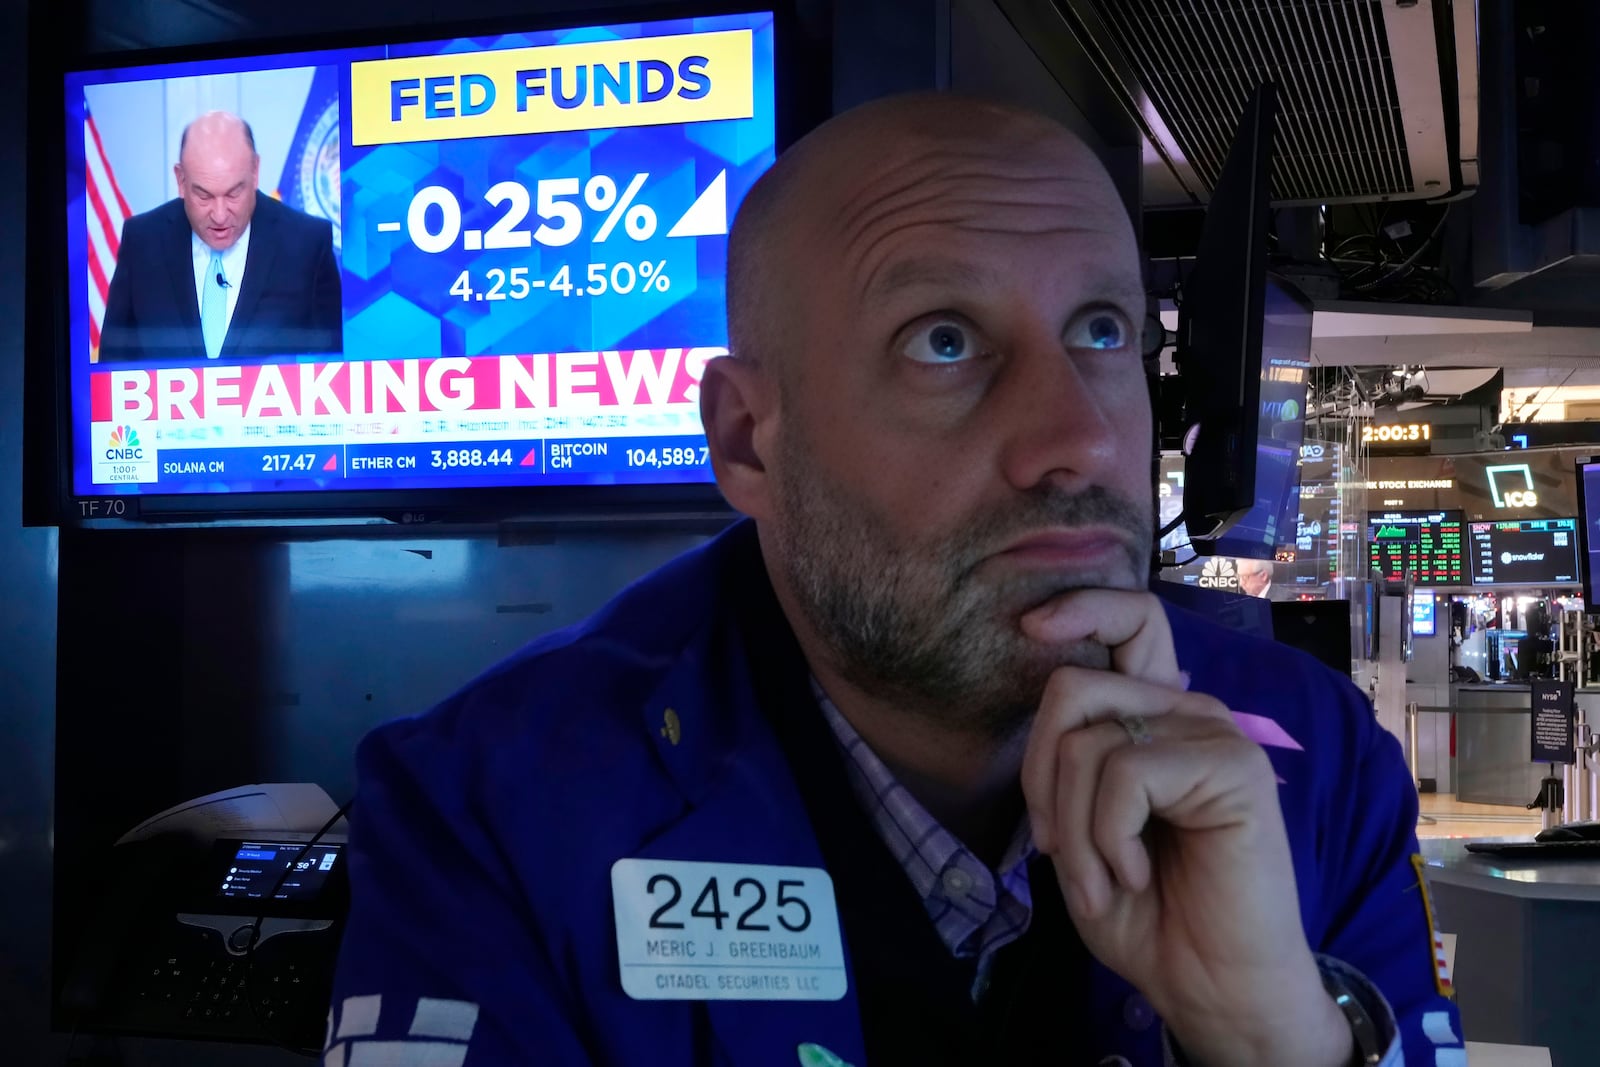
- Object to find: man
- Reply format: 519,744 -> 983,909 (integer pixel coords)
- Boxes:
1237,558 -> 1274,599
327,95 -> 1462,1066
98,111 -> 342,362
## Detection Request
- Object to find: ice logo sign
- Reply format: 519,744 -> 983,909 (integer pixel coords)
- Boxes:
1485,464 -> 1540,508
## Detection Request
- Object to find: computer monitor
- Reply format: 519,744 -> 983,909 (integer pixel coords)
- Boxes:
1577,457 -> 1600,605
1468,518 -> 1582,587
1190,275 -> 1312,559
1173,81 -> 1313,561
1367,509 -> 1466,586
1176,82 -> 1277,545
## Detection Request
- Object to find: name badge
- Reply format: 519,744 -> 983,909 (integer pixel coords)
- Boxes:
611,858 -> 848,1001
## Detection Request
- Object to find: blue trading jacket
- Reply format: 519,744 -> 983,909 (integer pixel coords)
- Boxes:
325,520 -> 1462,1066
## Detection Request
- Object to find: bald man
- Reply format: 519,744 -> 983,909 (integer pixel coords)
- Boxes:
99,110 -> 342,362
328,95 -> 1459,1067
1237,558 -> 1275,599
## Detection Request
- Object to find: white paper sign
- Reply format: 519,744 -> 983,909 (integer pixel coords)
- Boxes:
611,858 -> 848,1001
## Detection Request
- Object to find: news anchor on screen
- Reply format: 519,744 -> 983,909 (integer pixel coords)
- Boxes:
98,111 -> 342,363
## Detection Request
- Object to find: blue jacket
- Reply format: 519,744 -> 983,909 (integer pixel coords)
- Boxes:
327,521 -> 1462,1065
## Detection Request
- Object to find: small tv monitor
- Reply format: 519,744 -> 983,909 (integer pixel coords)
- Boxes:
39,9 -> 784,524
1178,80 -> 1275,544
1367,509 -> 1466,586
1577,458 -> 1600,605
1175,81 -> 1313,561
1468,518 -> 1582,587
1411,590 -> 1436,637
1190,275 -> 1312,560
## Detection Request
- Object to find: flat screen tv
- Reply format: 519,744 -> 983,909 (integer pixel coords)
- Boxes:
1367,509 -> 1466,586
1576,457 -> 1600,605
1468,518 -> 1582,588
1190,275 -> 1312,559
33,8 -> 790,524
1175,81 -> 1312,561
1411,589 -> 1436,637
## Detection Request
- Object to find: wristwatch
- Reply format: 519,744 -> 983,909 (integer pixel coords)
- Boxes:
1322,967 -> 1385,1065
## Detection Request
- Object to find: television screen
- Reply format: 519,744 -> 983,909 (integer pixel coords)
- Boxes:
1470,518 -> 1582,587
1176,84 -> 1274,543
1411,590 -> 1436,636
1580,459 -> 1600,605
64,12 -> 776,505
1367,509 -> 1465,586
1194,276 -> 1312,559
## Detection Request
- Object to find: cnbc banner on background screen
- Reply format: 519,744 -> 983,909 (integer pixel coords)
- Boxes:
64,12 -> 776,496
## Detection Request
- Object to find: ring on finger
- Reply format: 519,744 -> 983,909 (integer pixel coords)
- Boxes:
1117,714 -> 1154,746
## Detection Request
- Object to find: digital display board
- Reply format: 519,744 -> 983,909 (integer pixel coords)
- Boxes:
1412,590 -> 1436,636
1469,517 -> 1581,587
1367,509 -> 1465,585
64,12 -> 776,499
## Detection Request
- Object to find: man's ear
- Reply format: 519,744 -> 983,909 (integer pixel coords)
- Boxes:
699,355 -> 776,520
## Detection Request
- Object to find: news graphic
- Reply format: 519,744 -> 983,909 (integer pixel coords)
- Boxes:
64,12 -> 777,497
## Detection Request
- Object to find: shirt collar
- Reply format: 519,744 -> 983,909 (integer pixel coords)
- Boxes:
191,221 -> 252,273
811,677 -> 1036,960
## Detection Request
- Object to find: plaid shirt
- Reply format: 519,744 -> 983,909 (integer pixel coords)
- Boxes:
814,680 -> 1035,1001
814,682 -> 1406,1067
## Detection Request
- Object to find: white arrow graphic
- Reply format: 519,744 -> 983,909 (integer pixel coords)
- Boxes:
667,169 -> 728,238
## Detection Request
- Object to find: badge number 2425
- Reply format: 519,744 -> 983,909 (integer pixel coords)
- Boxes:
611,858 -> 848,1001
645,871 -> 811,932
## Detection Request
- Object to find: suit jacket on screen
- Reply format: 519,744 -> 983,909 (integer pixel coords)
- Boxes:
98,194 -> 342,362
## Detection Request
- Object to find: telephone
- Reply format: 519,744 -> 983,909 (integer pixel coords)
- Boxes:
59,784 -> 350,1052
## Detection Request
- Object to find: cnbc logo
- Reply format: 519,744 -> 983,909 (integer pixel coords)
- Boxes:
1198,556 -> 1240,590
105,425 -> 143,461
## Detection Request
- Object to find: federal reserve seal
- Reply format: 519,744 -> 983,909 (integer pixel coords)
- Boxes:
289,97 -> 341,252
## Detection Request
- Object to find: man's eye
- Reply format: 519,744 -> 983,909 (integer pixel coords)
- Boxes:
1066,311 -> 1131,351
901,320 -> 976,364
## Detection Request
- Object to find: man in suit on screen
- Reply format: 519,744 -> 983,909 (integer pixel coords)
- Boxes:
98,110 -> 342,362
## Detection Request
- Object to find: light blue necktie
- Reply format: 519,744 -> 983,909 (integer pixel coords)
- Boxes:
201,250 -> 227,359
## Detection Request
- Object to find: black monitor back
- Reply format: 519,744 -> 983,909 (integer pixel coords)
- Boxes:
1270,600 -> 1353,679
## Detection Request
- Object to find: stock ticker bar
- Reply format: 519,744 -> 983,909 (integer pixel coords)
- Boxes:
142,436 -> 715,486
1368,512 -> 1466,586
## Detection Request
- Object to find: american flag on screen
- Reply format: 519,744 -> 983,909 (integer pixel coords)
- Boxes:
83,104 -> 132,359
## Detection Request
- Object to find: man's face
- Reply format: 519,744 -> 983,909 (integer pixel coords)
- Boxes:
174,133 -> 259,251
763,121 -> 1154,737
1238,562 -> 1272,598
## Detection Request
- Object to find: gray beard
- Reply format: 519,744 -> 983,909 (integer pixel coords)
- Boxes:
770,441 -> 1153,739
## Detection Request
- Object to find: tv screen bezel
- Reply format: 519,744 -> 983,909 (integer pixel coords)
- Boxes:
26,2 -> 820,530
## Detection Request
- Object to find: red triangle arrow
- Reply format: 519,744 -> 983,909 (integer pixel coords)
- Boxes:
323,454 -> 338,471
520,448 -> 538,467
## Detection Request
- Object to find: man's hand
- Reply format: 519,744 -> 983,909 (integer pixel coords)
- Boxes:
1018,591 -> 1352,1067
